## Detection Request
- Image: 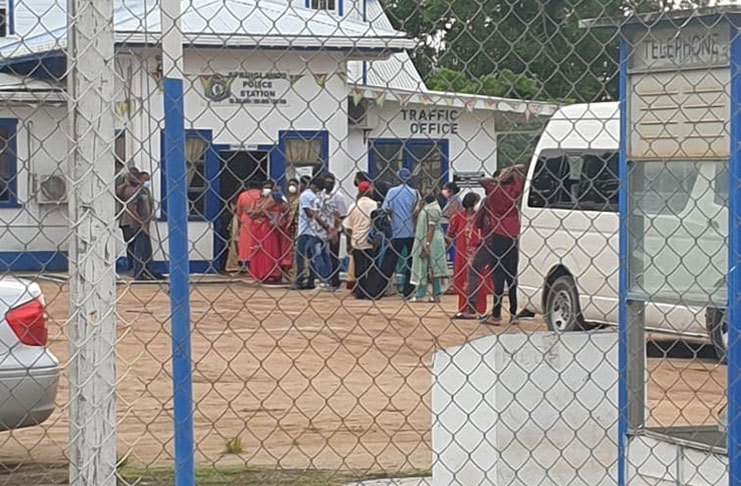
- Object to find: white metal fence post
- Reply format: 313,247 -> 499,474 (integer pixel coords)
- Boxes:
66,0 -> 117,482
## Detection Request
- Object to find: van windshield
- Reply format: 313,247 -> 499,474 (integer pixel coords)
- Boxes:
528,149 -> 618,212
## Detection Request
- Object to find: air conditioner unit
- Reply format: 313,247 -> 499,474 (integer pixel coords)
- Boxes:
348,98 -> 372,128
36,173 -> 68,204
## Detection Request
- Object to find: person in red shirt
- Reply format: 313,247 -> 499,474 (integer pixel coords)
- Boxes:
465,164 -> 525,325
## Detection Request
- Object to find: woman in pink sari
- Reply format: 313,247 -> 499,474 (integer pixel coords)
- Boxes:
247,181 -> 286,283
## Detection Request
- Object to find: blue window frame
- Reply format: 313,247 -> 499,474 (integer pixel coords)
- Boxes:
0,118 -> 18,208
160,129 -> 218,221
273,130 -> 329,186
368,138 -> 449,194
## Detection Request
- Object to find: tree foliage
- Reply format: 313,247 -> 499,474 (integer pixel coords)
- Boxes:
382,0 -> 713,102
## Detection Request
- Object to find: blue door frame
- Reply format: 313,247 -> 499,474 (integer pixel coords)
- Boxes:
367,138 -> 450,187
211,145 -> 274,273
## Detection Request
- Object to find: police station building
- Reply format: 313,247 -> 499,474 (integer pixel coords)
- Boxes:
0,0 -> 558,272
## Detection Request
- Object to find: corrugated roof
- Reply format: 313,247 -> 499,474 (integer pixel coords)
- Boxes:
1,0 -> 414,58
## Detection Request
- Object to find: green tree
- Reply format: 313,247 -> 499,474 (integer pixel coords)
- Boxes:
382,0 -> 713,102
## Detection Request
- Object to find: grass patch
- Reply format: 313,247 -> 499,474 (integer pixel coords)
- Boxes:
224,436 -> 243,455
118,465 -> 353,485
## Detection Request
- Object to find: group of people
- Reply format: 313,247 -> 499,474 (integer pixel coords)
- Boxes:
233,172 -> 348,290
339,164 -> 524,325
117,159 -> 524,325
111,159 -> 524,324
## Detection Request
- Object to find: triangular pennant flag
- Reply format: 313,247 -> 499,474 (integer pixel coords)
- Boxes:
314,73 -> 328,88
375,91 -> 386,107
464,100 -> 474,112
398,93 -> 410,107
421,95 -> 432,106
485,100 -> 496,108
289,74 -> 304,86
352,89 -> 363,106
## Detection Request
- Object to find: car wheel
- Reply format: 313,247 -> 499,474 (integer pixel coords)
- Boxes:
545,275 -> 586,332
706,308 -> 727,363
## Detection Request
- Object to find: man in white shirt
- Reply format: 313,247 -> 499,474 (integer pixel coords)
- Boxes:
323,172 -> 348,291
343,181 -> 378,299
293,177 -> 332,290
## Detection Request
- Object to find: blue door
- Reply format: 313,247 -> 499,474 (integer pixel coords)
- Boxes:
368,139 -> 449,194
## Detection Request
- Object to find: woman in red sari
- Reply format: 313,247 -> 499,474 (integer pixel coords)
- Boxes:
447,192 -> 492,318
247,181 -> 285,283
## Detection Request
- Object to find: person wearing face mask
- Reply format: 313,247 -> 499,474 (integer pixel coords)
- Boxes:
409,189 -> 448,302
322,172 -> 347,291
310,176 -> 337,290
246,180 -> 285,283
282,178 -> 301,281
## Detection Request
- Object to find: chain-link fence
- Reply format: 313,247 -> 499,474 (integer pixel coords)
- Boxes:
0,0 -> 736,485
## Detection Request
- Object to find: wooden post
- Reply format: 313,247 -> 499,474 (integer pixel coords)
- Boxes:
66,0 -> 116,482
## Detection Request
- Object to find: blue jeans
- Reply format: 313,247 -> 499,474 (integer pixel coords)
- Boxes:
132,229 -> 155,279
295,234 -> 317,288
312,238 -> 331,285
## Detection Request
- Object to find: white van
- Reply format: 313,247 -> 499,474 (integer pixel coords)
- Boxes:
517,102 -> 728,358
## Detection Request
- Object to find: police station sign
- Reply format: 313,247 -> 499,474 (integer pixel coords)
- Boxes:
200,72 -> 300,106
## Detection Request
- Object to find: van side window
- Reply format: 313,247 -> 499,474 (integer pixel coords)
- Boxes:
528,150 -> 618,212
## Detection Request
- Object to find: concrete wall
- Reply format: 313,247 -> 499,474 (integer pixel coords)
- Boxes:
432,332 -> 619,486
0,104 -> 70,260
367,100 -> 498,178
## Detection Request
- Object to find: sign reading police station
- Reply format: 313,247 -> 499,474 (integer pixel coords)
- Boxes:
200,72 -> 295,106
401,109 -> 460,135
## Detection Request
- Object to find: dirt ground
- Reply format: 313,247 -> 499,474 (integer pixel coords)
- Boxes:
0,277 -> 727,477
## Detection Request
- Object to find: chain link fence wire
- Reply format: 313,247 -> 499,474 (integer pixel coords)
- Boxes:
0,0 -> 734,484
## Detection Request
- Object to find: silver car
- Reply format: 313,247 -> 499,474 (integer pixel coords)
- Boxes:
0,277 -> 59,430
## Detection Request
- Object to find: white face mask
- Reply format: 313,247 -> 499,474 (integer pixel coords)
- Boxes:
262,188 -> 272,197
288,185 -> 297,194
143,181 -> 151,189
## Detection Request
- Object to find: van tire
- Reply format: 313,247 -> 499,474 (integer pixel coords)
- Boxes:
545,276 -> 585,332
706,308 -> 727,363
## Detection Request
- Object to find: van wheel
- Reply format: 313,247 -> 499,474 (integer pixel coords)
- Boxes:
706,308 -> 727,363
545,276 -> 585,332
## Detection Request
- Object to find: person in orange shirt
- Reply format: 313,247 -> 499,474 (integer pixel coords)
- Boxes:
235,181 -> 262,273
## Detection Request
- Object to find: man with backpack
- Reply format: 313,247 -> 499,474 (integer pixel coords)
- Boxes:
375,168 -> 419,298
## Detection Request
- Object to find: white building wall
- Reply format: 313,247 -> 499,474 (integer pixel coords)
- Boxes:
0,104 -> 70,254
119,48 -> 351,265
367,100 -> 498,178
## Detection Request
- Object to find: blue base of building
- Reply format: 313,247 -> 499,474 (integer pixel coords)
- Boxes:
0,252 -> 215,274
116,257 -> 216,275
0,251 -> 68,272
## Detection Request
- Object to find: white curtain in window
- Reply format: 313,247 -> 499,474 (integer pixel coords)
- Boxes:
284,138 -> 321,166
185,137 -> 207,185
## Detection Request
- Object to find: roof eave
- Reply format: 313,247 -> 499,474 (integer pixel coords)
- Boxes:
580,6 -> 741,30
352,84 -> 560,117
